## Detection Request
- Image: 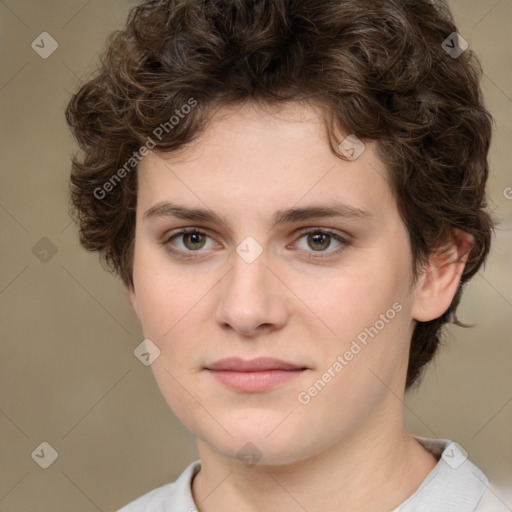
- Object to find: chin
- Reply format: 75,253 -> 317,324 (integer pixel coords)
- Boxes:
199,419 -> 315,467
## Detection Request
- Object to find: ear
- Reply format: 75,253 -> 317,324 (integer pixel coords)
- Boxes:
127,283 -> 141,321
411,229 -> 474,322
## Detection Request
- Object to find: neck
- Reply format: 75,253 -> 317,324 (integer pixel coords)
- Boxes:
192,420 -> 438,512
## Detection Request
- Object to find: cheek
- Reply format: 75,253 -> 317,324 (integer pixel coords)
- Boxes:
132,262 -> 209,420
133,241 -> 201,336
136,272 -> 203,351
314,265 -> 406,336
305,243 -> 413,379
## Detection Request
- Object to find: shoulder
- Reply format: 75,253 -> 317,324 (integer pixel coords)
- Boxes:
116,460 -> 201,512
391,437 -> 509,512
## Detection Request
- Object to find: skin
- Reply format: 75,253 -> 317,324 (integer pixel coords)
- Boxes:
128,101 -> 473,512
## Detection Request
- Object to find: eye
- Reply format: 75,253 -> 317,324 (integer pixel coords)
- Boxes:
161,227 -> 351,260
291,228 -> 350,257
163,228 -> 218,254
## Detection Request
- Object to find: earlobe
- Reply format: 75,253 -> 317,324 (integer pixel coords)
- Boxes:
411,230 -> 474,322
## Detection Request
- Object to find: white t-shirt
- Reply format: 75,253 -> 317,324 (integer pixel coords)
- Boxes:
117,437 -> 510,511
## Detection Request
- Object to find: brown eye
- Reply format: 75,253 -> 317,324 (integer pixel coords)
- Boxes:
164,228 -> 217,254
307,232 -> 332,251
292,228 -> 351,259
182,232 -> 207,251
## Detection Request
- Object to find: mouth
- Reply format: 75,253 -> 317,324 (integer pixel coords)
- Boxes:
204,357 -> 308,392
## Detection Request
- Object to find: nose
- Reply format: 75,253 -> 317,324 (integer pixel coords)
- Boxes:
215,250 -> 289,338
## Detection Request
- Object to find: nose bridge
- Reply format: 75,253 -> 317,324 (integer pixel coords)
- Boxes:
215,246 -> 287,335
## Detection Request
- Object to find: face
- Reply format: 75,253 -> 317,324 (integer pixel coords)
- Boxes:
129,102 -> 420,466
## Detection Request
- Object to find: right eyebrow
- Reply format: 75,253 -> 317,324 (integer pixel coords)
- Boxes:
143,202 -> 230,227
143,201 -> 374,231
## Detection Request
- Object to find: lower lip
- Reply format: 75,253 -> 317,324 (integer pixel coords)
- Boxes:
207,369 -> 305,392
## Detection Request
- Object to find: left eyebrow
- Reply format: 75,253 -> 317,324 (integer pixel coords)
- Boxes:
143,201 -> 374,230
270,203 -> 374,230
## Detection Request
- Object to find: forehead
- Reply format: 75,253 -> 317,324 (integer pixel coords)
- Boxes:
136,102 -> 395,226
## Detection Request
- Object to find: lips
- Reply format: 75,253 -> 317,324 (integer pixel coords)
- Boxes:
204,357 -> 307,392
205,357 -> 306,372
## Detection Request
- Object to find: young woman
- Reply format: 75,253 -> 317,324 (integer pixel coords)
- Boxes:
65,1 -> 505,510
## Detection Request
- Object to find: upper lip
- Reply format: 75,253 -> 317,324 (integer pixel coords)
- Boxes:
205,357 -> 306,372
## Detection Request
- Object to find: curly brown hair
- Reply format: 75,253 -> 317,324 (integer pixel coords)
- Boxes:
65,0 -> 494,390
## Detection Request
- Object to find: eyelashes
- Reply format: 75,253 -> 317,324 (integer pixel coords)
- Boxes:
161,227 -> 352,261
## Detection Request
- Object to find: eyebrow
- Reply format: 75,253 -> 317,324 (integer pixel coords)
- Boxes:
143,201 -> 374,230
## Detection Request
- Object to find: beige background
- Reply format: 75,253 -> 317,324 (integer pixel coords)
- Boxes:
0,0 -> 510,510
